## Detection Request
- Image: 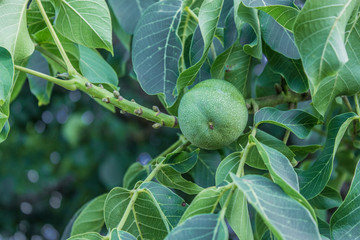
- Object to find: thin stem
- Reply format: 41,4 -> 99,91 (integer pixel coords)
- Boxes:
35,45 -> 67,71
342,96 -> 353,112
354,94 -> 360,116
73,75 -> 178,128
117,189 -> 141,230
35,0 -> 77,76
220,130 -> 255,217
117,140 -> 191,230
283,102 -> 295,144
14,65 -> 77,91
184,7 -> 199,23
246,92 -> 311,114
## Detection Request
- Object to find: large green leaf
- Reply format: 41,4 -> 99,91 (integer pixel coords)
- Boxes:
52,0 -> 113,53
156,165 -> 203,195
330,160 -> 360,239
78,45 -> 118,87
260,12 -> 300,59
26,51 -> 54,106
312,10 -> 360,116
0,47 -> 14,106
166,214 -> 228,240
294,0 -> 358,91
243,0 -> 299,31
176,0 -> 224,97
104,187 -> 169,239
123,162 -> 147,189
263,44 -> 308,93
132,0 -> 183,106
231,174 -> 321,240
298,112 -> 359,199
71,194 -> 106,236
254,107 -> 319,139
234,1 -> 262,59
27,0 -> 55,34
179,187 -> 225,223
109,229 -> 136,240
252,137 -> 316,219
0,0 -> 34,61
309,186 -> 342,210
140,182 -> 187,229
108,0 -> 158,34
211,41 -> 251,95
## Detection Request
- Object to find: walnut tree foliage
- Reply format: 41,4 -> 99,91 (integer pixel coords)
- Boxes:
0,0 -> 360,239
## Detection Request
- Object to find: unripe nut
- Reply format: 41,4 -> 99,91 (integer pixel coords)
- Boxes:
178,79 -> 248,150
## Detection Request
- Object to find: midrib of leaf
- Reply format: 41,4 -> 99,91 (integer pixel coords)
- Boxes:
164,7 -> 182,96
10,1 -> 28,58
61,0 -> 108,48
318,0 -> 353,81
131,206 -> 143,240
145,190 -> 172,231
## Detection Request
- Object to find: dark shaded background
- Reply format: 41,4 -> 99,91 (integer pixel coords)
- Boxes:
0,77 -> 179,239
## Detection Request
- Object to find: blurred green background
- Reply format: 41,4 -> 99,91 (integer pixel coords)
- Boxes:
0,76 -> 179,239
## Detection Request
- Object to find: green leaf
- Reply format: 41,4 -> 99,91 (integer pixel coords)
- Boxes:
123,162 -> 147,189
104,187 -> 169,239
294,0 -> 358,91
309,186 -> 342,210
165,214 -> 228,240
252,137 -> 316,220
108,0 -> 158,34
26,51 -> 54,106
210,41 -> 251,95
176,0 -> 224,97
243,0 -> 299,31
289,144 -> 323,162
215,152 -> 240,186
254,107 -> 319,139
318,217 -> 331,239
0,120 -> 10,143
0,0 -> 34,61
244,129 -> 295,170
132,0 -> 183,106
78,45 -> 118,87
330,160 -> 360,239
298,112 -> 359,199
140,182 -> 187,229
234,1 -> 262,59
10,58 -> 28,103
231,174 -> 321,240
164,149 -> 199,173
189,150 -> 221,188
68,232 -> 103,240
71,194 -> 106,236
263,43 -> 308,93
156,165 -> 203,195
32,28 -> 80,72
312,10 -> 360,116
224,188 -> 254,240
260,12 -> 300,59
179,187 -> 225,223
255,64 -> 281,97
52,0 -> 113,53
0,47 -> 14,106
109,229 -> 136,240
27,0 -> 55,34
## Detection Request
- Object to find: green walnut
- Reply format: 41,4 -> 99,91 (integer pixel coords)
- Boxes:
178,79 -> 248,150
